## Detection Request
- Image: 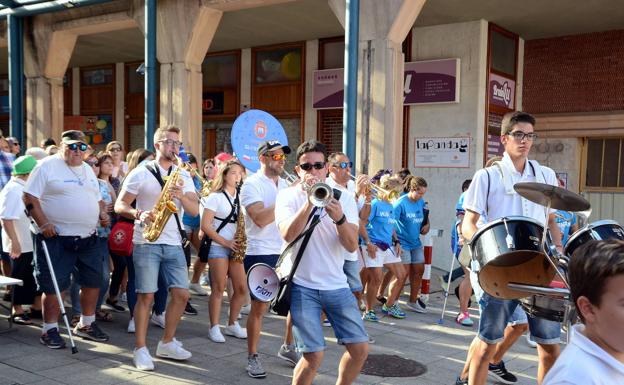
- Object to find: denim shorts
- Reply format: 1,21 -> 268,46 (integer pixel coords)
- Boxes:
478,292 -> 560,345
244,254 -> 279,274
133,243 -> 189,293
208,244 -> 231,259
33,234 -> 103,294
400,247 -> 424,264
183,224 -> 199,234
343,260 -> 363,292
508,305 -> 528,325
290,283 -> 369,353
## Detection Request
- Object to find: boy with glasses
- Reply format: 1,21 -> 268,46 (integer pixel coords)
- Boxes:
24,130 -> 111,349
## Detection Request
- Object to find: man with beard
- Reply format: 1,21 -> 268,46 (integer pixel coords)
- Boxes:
115,125 -> 198,371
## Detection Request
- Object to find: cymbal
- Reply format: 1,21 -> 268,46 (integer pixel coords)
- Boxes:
514,182 -> 590,212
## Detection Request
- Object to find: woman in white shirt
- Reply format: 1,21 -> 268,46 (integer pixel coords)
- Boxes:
201,160 -> 248,343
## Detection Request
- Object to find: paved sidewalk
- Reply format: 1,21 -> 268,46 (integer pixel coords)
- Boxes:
0,269 -> 548,385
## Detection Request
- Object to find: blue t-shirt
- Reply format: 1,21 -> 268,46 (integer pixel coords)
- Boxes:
393,194 -> 425,250
366,199 -> 396,245
182,176 -> 202,228
451,192 -> 466,254
97,180 -> 112,238
555,210 -> 577,245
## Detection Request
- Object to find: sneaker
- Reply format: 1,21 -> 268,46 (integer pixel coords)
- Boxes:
150,312 -> 166,329
526,333 -> 537,348
455,375 -> 468,385
322,319 -> 331,327
156,339 -> 192,360
209,325 -> 225,343
127,318 -> 135,333
40,327 -> 66,349
382,304 -> 406,319
184,301 -> 198,316
200,274 -> 210,286
105,299 -> 126,312
456,312 -> 474,327
224,322 -> 247,339
133,346 -> 155,371
278,344 -> 301,366
74,322 -> 109,342
247,353 -> 267,378
189,283 -> 208,296
362,310 -> 380,322
120,292 -> 127,303
406,298 -> 427,313
368,335 -> 375,344
240,303 -> 251,315
439,275 -> 449,292
488,360 -> 518,384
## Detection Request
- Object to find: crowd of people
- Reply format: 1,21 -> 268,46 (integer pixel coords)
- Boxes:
0,111 -> 622,385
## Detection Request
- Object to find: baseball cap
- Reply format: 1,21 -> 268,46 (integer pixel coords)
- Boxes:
61,130 -> 87,144
12,155 -> 37,175
257,140 -> 291,156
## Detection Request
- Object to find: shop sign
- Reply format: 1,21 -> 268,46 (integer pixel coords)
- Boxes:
413,136 -> 470,168
489,73 -> 515,109
404,59 -> 460,105
202,92 -> 225,115
312,69 -> 344,109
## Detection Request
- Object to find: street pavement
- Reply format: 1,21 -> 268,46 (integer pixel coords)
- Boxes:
0,268 -> 551,385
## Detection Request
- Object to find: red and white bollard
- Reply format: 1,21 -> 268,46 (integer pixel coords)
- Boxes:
420,233 -> 433,306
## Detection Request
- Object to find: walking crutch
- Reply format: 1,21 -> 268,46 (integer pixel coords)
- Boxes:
437,252 -> 457,325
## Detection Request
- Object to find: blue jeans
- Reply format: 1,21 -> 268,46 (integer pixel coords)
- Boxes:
343,260 -> 363,292
132,243 -> 189,293
126,254 -> 167,317
290,283 -> 368,353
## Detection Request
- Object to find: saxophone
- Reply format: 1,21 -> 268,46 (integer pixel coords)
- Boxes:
231,183 -> 247,263
143,164 -> 183,242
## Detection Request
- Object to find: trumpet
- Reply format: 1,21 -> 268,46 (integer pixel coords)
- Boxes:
283,170 -> 299,186
349,173 -> 400,202
284,170 -> 332,207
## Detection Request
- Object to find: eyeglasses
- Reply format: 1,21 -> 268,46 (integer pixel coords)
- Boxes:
68,143 -> 88,152
264,153 -> 286,161
332,161 -> 353,169
159,139 -> 182,147
86,160 -> 98,167
298,162 -> 326,171
507,131 -> 538,141
109,147 -> 122,152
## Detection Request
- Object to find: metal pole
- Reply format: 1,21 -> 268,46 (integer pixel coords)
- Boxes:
343,0 -> 359,166
144,0 -> 157,150
7,14 -> 23,145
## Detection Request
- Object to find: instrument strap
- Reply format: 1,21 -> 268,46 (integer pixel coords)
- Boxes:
146,161 -> 189,247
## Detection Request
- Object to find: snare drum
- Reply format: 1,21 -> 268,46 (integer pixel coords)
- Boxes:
471,216 -> 556,299
519,293 -> 569,323
564,220 -> 624,258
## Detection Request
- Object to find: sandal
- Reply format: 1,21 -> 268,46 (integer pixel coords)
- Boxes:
70,314 -> 81,328
96,309 -> 113,322
11,313 -> 33,325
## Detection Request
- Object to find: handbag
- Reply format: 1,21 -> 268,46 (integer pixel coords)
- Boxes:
108,221 -> 134,256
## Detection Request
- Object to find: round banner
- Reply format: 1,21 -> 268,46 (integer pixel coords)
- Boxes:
231,109 -> 288,172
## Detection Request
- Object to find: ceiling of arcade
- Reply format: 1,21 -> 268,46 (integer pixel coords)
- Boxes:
0,0 -> 623,74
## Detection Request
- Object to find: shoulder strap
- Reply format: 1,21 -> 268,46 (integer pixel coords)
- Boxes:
528,160 -> 547,182
275,207 -> 320,271
485,167 -> 491,217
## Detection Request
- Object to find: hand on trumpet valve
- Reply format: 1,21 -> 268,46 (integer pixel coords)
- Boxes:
355,174 -> 370,198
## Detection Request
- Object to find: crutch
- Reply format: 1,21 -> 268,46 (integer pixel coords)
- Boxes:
27,212 -> 78,354
437,251 -> 457,325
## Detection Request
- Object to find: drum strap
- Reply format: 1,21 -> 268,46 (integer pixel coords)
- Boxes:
484,161 -> 546,216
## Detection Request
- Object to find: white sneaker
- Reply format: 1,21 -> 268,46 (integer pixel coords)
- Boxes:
127,318 -> 135,333
526,333 -> 538,348
209,325 -> 225,343
200,274 -> 209,286
133,346 -> 154,371
189,283 -> 208,296
240,304 -> 251,315
224,322 -> 247,339
150,312 -> 166,329
156,339 -> 192,361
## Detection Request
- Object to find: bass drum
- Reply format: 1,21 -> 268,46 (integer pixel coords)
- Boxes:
564,220 -> 624,258
471,216 -> 555,299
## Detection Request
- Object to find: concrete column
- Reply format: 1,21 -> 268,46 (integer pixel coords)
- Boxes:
329,0 -> 425,173
72,67 -> 80,116
304,39 -> 319,141
240,48 -> 251,111
25,77 -> 64,148
115,62 -> 125,145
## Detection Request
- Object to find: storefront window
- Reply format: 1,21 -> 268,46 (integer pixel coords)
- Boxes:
82,68 -> 113,86
203,54 -> 238,88
490,29 -> 516,77
585,138 -> 624,188
254,47 -> 302,84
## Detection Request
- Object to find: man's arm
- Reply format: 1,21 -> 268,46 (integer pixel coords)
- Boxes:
326,198 -> 358,252
278,199 -> 314,243
179,191 -> 199,217
461,209 -> 481,243
23,193 -> 56,238
1,219 -> 21,258
246,202 -> 275,228
548,213 -> 563,253
115,190 -> 148,223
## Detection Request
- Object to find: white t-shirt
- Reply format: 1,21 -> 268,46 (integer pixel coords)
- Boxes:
24,155 -> 100,237
201,190 -> 238,242
275,185 -> 359,290
543,324 -> 624,385
0,178 -> 33,252
240,171 -> 287,255
326,176 -> 359,262
122,161 -> 194,245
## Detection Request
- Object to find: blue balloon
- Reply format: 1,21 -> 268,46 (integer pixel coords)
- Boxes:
231,110 -> 288,172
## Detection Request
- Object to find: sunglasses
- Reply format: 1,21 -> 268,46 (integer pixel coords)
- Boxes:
264,153 -> 286,161
68,143 -> 88,152
86,160 -> 98,167
298,162 -> 326,171
109,147 -> 122,152
332,161 -> 353,169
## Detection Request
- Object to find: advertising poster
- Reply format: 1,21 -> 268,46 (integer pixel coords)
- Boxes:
413,136 -> 470,168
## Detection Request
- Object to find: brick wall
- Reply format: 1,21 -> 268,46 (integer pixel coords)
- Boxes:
318,109 -> 343,155
523,30 -> 624,114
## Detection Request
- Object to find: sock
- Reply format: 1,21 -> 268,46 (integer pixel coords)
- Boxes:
80,314 -> 96,327
43,322 -> 58,333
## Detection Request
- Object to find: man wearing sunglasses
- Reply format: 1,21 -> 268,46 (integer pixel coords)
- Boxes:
456,111 -> 563,385
24,130 -> 111,350
275,140 -> 368,385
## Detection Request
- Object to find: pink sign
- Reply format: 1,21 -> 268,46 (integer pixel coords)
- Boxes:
403,59 -> 460,105
313,69 -> 344,109
489,73 -> 515,109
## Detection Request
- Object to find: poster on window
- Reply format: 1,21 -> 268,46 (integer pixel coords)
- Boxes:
63,115 -> 114,152
413,136 -> 470,168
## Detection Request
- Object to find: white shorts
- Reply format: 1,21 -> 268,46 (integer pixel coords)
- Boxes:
361,246 -> 401,268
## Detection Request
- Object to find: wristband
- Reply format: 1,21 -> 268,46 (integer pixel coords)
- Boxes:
135,209 -> 143,220
334,214 -> 347,226
39,222 -> 51,230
